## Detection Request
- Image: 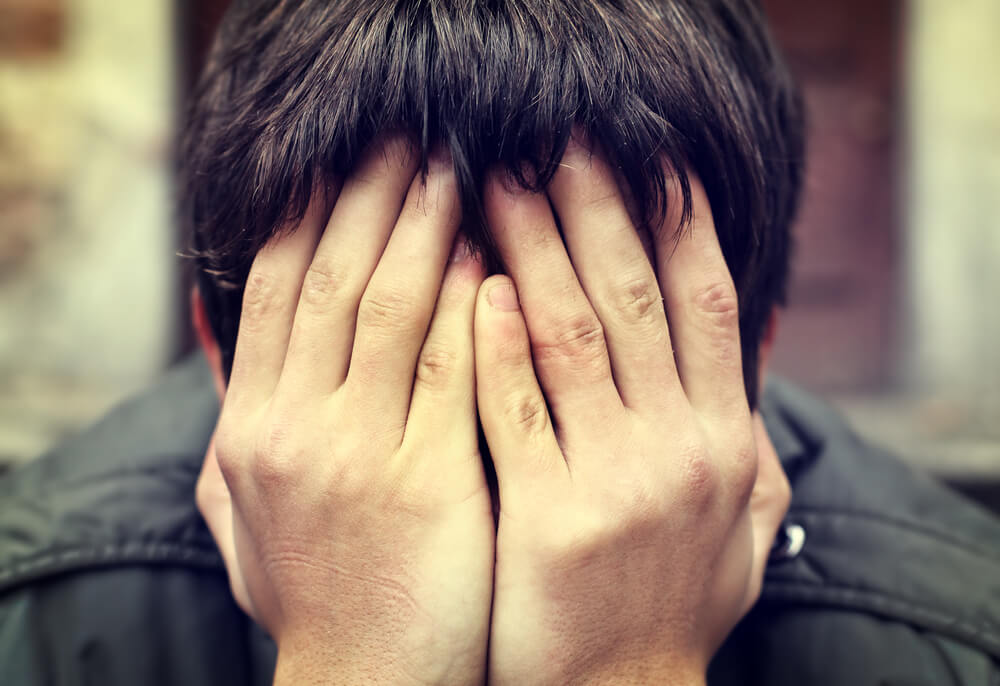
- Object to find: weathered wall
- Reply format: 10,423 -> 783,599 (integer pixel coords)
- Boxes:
0,0 -> 175,463
906,0 -> 1000,403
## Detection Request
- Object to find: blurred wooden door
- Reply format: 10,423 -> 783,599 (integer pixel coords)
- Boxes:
0,0 -> 65,57
762,0 -> 903,392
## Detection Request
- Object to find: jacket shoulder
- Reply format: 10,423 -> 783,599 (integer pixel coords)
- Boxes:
0,354 -> 222,593
0,355 -> 277,684
714,378 -> 1000,683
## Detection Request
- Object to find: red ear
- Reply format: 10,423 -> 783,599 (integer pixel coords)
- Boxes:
190,287 -> 227,401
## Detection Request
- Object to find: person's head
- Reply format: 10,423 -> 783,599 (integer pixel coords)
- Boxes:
181,0 -> 804,408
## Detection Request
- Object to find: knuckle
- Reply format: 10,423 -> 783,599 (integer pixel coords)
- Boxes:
678,447 -> 720,512
414,342 -> 461,391
611,274 -> 664,326
690,280 -> 740,333
533,314 -> 606,365
324,457 -> 371,505
241,269 -> 282,328
729,442 -> 759,506
579,188 -> 620,216
248,421 -> 301,489
519,223 -> 559,254
299,259 -> 348,309
503,393 -> 550,438
358,289 -> 420,331
213,452 -> 241,491
492,321 -> 531,366
212,423 -> 244,483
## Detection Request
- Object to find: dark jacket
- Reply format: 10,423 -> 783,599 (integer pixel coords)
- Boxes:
1,354 -> 998,685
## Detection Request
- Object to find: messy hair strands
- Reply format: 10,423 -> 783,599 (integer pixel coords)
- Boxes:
180,0 -> 805,406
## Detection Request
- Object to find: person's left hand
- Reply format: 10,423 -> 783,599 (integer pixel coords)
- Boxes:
476,137 -> 791,685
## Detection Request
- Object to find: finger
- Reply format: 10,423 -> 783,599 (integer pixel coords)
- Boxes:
279,136 -> 419,396
740,413 -> 791,617
547,137 -> 679,412
483,172 -> 621,427
345,150 -> 462,423
475,275 -> 565,504
227,193 -> 329,409
655,173 -> 747,419
403,235 -> 486,451
194,434 -> 254,618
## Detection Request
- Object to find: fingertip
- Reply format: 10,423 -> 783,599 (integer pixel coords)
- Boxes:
380,132 -> 422,170
483,166 -> 535,214
438,234 -> 486,315
352,132 -> 421,189
479,274 -> 520,313
475,276 -> 530,368
427,144 -> 454,175
449,231 -> 472,264
473,286 -> 563,501
440,234 -> 487,297
475,276 -> 529,371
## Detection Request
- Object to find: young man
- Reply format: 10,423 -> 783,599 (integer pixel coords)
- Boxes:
2,1 -> 998,684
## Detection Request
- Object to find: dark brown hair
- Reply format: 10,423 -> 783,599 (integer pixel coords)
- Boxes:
180,0 -> 804,407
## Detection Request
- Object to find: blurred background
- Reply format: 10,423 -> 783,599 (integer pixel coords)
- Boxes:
0,0 -> 997,504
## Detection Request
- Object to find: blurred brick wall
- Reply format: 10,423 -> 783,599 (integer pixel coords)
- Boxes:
762,0 -> 902,393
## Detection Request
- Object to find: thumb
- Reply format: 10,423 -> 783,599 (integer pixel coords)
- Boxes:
195,432 -> 255,619
739,412 -> 792,617
474,275 -> 564,510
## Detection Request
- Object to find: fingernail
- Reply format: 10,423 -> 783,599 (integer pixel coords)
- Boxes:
487,282 -> 519,311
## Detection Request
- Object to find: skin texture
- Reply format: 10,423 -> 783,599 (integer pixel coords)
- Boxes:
193,133 -> 791,684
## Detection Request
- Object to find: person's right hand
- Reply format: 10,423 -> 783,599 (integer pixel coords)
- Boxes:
210,137 -> 494,685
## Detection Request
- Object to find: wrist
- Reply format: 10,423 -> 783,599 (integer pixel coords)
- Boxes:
275,628 -> 487,686
537,652 -> 707,686
570,665 -> 706,686
274,644 -> 429,686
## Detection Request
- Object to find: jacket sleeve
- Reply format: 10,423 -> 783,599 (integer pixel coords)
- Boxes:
710,601 -> 1000,685
0,566 -> 275,686
0,589 -> 49,684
